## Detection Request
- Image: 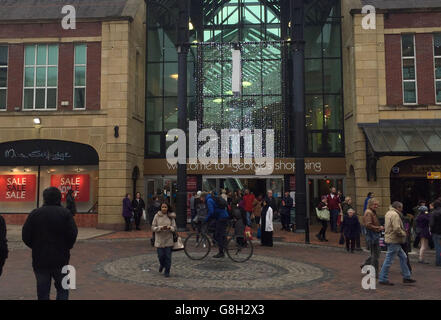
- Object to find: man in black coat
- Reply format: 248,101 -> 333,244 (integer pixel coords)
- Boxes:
0,214 -> 8,278
280,191 -> 293,231
22,187 -> 78,300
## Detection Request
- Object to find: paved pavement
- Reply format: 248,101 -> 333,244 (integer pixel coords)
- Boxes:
1,227 -> 440,300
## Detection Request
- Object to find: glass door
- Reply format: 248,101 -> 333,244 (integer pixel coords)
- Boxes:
307,175 -> 345,222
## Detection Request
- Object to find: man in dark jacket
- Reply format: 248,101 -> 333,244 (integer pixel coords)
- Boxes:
22,187 -> 78,300
0,214 -> 8,278
430,200 -> 441,267
205,192 -> 229,258
280,191 -> 293,231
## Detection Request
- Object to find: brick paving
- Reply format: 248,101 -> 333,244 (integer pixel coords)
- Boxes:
1,234 -> 440,300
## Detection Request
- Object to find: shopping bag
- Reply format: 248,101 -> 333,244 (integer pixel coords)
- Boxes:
172,234 -> 185,251
142,209 -> 146,221
337,214 -> 342,226
244,226 -> 253,240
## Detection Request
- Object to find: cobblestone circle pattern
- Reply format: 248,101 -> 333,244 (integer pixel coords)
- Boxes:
97,253 -> 332,291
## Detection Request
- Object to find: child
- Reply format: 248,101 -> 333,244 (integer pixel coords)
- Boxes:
341,208 -> 361,253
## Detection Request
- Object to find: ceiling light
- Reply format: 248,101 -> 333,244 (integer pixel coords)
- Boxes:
170,74 -> 179,80
213,98 -> 223,104
189,21 -> 194,30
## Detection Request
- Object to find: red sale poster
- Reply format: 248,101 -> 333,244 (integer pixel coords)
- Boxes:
50,174 -> 90,202
0,175 -> 37,202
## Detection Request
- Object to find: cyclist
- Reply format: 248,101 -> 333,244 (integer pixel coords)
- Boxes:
205,191 -> 229,258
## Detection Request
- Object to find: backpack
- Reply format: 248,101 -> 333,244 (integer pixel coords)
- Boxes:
215,196 -> 228,210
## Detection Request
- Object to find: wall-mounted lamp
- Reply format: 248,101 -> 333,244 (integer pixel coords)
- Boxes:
114,126 -> 119,138
33,118 -> 41,125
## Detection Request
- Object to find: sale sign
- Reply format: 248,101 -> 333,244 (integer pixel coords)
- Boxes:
50,174 -> 90,202
0,175 -> 36,202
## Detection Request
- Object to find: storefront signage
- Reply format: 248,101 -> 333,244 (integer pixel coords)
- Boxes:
0,175 -> 36,202
427,172 -> 441,180
50,174 -> 90,202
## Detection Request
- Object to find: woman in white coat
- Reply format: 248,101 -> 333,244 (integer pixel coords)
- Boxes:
260,199 -> 274,247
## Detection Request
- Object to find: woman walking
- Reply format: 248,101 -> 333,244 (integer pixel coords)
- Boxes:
151,203 -> 176,278
132,192 -> 146,231
260,199 -> 274,247
316,196 -> 330,242
66,189 -> 77,216
416,205 -> 431,264
122,194 -> 134,231
252,195 -> 263,229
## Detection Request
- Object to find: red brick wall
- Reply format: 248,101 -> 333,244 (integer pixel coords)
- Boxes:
416,34 -> 435,105
2,213 -> 98,228
385,12 -> 441,29
6,44 -> 24,111
0,22 -> 101,39
58,43 -> 74,110
86,42 -> 101,110
385,34 -> 403,105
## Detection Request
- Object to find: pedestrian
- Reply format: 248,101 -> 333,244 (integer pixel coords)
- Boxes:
379,201 -> 416,285
132,192 -> 146,231
0,214 -> 8,278
65,189 -> 77,216
260,199 -> 274,247
148,196 -> 161,226
361,198 -> 384,275
266,190 -> 277,214
341,209 -> 361,253
151,202 -> 176,278
122,193 -> 134,231
281,191 -> 293,231
315,196 -> 330,242
190,191 -> 200,227
243,189 -> 255,227
221,189 -> 228,202
415,205 -> 431,264
326,187 -> 342,233
341,196 -> 353,216
337,190 -> 345,203
231,203 -> 247,246
22,187 -> 78,300
252,194 -> 263,229
205,191 -> 229,258
429,199 -> 441,267
363,192 -> 374,213
232,190 -> 241,207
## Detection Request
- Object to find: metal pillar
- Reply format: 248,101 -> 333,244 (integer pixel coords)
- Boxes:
176,0 -> 190,231
291,0 -> 309,243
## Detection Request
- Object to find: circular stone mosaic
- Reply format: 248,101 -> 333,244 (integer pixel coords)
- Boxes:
96,253 -> 332,291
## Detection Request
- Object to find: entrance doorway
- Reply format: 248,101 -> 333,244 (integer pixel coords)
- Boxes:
307,176 -> 345,222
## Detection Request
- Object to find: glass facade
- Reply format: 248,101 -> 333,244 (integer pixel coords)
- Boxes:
145,0 -> 344,158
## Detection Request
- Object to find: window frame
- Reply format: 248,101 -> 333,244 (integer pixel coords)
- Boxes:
22,44 -> 59,111
401,34 -> 418,105
434,33 -> 441,105
0,45 -> 8,111
73,43 -> 87,110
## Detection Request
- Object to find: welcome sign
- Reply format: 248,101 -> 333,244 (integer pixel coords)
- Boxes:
0,175 -> 37,202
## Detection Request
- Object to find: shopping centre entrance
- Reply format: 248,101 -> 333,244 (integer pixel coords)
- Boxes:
203,176 -> 284,198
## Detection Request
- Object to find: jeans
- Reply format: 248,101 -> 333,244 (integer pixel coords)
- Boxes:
363,240 -> 380,275
157,247 -> 173,275
330,209 -> 339,232
245,212 -> 252,227
379,243 -> 412,282
215,218 -> 228,254
433,234 -> 441,266
34,268 -> 69,300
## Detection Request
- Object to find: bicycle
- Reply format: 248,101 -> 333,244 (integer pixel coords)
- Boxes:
184,220 -> 253,263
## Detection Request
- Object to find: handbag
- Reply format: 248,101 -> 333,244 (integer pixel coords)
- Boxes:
172,232 -> 184,251
316,208 -> 330,221
142,209 -> 146,221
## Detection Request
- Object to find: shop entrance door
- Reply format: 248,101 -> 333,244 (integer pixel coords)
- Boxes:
307,176 -> 345,222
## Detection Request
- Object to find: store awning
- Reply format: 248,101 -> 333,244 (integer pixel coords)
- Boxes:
360,122 -> 441,156
359,121 -> 441,181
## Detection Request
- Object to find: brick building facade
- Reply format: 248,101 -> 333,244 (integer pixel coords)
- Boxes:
0,0 -> 146,229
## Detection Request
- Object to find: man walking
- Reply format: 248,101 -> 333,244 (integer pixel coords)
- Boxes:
205,191 -> 229,258
430,200 -> 441,267
281,191 -> 293,231
379,201 -> 416,285
243,189 -> 255,227
0,214 -> 8,278
361,198 -> 383,275
327,187 -> 342,233
22,187 -> 78,300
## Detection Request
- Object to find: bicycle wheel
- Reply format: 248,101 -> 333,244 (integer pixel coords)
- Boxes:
184,233 -> 211,260
226,237 -> 253,263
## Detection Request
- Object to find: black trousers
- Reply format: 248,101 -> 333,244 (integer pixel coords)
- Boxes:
318,219 -> 328,239
281,213 -> 291,229
124,217 -> 132,231
215,219 -> 228,254
133,211 -> 142,228
0,257 -> 5,277
345,237 -> 356,251
34,268 -> 69,300
157,247 -> 172,275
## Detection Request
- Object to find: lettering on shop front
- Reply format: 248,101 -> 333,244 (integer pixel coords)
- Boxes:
4,149 -> 72,162
0,175 -> 37,202
6,177 -> 27,200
